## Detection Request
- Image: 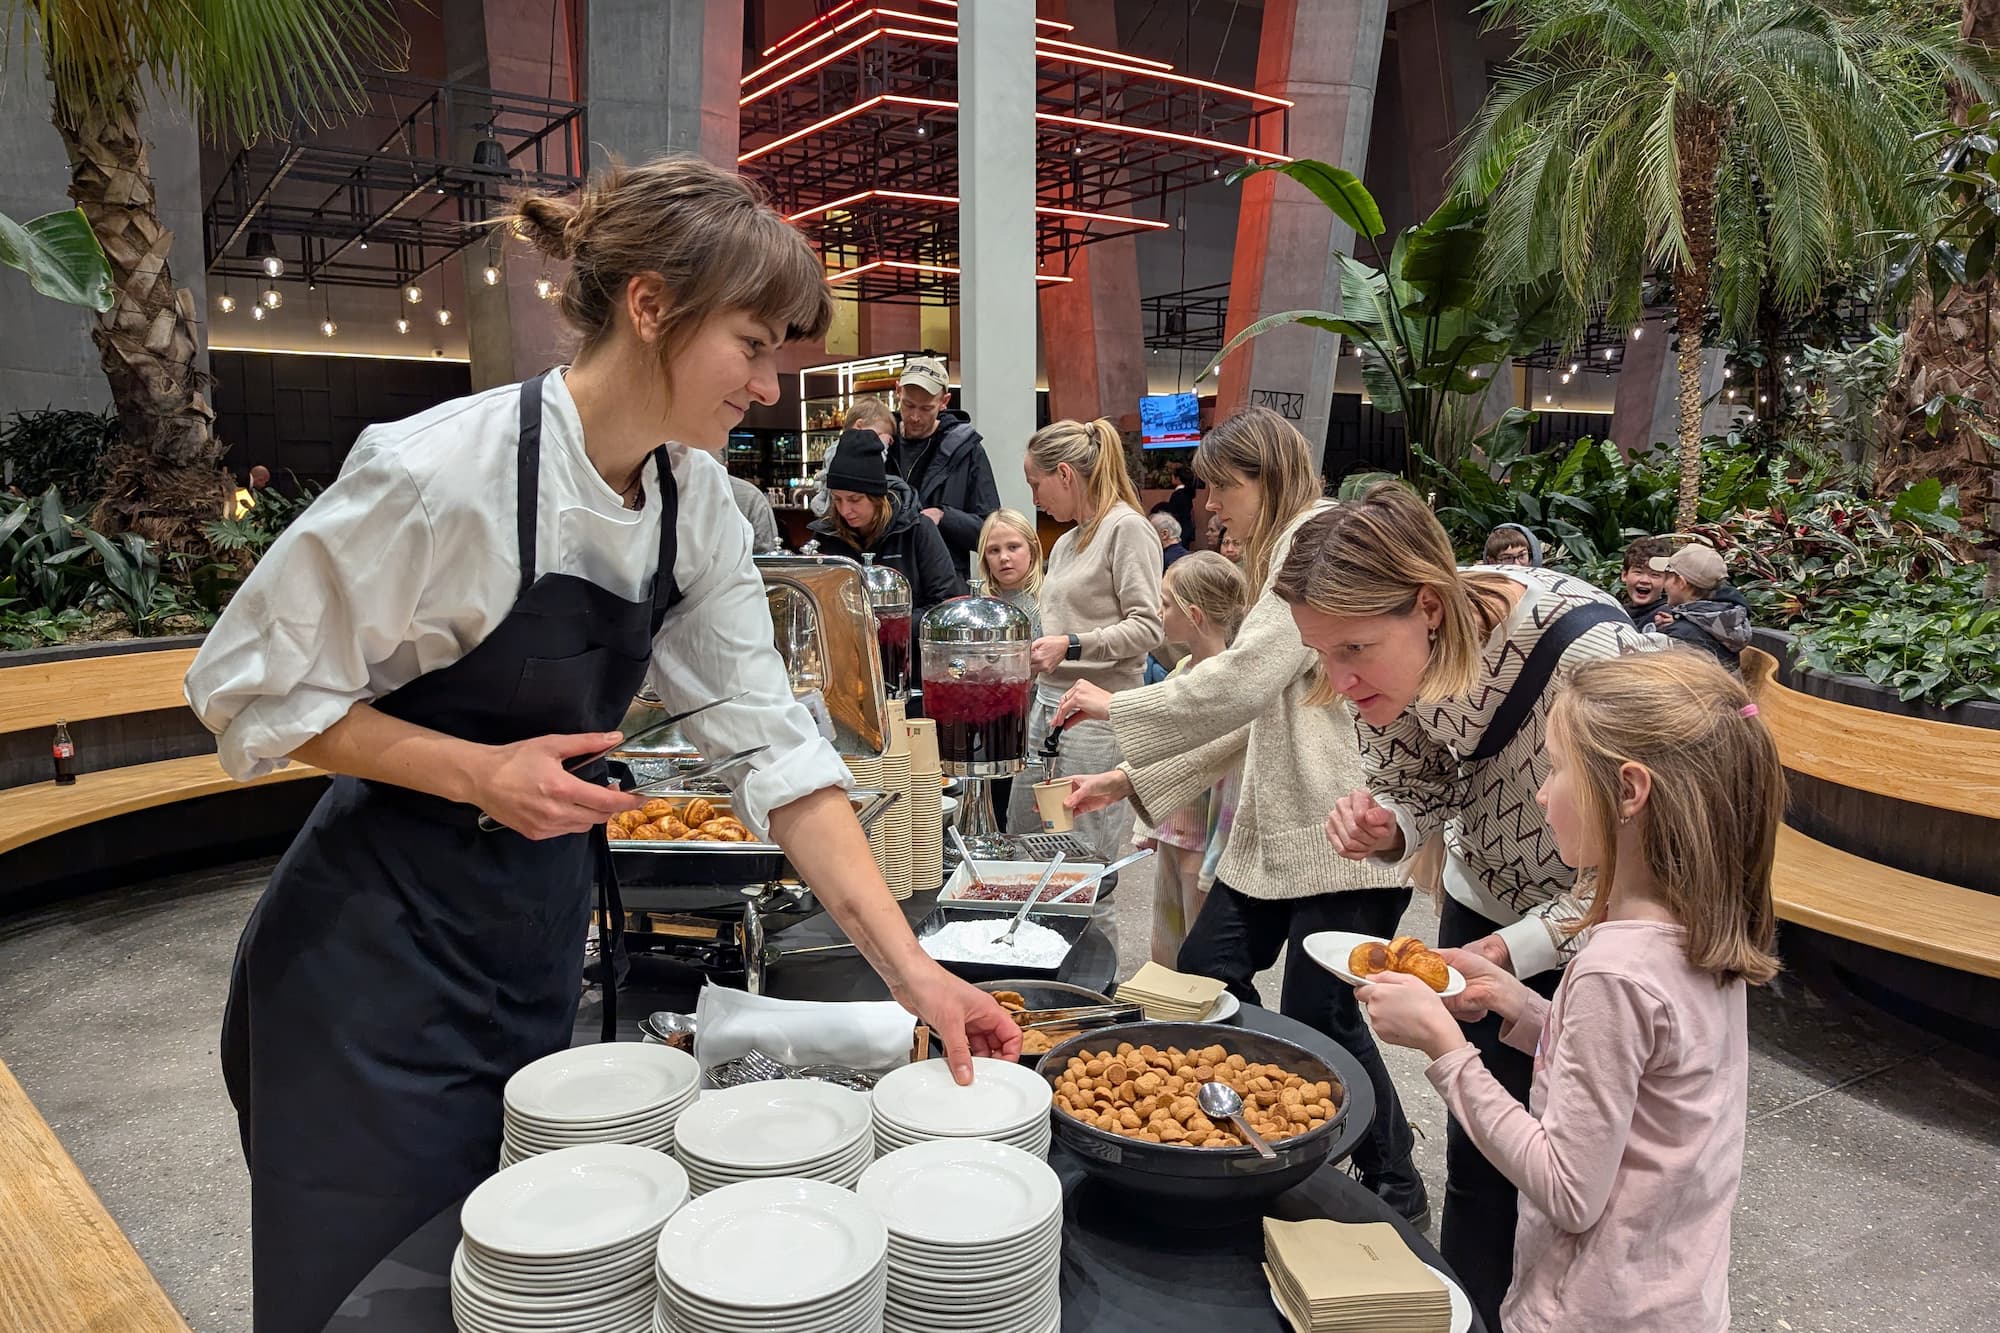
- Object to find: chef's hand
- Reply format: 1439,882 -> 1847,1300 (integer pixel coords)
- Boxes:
899,965 -> 1022,1083
1460,933 -> 1515,974
1065,768 -> 1133,814
1326,789 -> 1405,861
1356,972 -> 1468,1061
1029,635 -> 1070,674
1052,680 -> 1112,727
477,732 -> 646,839
1438,946 -> 1532,1024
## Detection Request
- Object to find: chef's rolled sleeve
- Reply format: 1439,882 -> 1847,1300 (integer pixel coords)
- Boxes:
650,487 -> 851,837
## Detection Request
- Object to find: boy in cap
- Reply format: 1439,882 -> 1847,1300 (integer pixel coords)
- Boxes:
1645,542 -> 1753,670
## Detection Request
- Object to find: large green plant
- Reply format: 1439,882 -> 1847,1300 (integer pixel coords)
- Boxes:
0,205 -> 113,309
1198,163 -> 1561,469
0,407 -> 122,499
6,0 -> 402,549
1461,0 -> 1992,528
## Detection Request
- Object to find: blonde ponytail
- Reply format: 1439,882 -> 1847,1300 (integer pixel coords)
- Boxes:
1026,417 -> 1142,550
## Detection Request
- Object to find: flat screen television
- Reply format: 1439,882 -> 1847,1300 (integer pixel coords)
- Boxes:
1139,391 -> 1202,448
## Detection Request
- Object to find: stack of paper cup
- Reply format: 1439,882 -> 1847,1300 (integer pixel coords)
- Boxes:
879,749 -> 914,900
903,719 -> 944,892
845,753 -> 891,880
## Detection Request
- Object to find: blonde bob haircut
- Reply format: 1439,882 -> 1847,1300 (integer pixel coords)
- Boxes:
507,155 -> 832,370
977,508 -> 1044,596
1025,418 -> 1142,551
1191,407 -> 1326,590
1163,549 -> 1251,646
1272,481 -> 1515,703
1549,652 -> 1783,986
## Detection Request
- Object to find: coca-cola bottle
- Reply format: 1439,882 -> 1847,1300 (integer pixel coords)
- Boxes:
52,720 -> 76,786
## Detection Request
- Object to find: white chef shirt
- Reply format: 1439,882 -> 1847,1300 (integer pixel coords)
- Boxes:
184,368 -> 850,835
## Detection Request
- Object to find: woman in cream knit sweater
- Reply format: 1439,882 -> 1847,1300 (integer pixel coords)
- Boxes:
1056,407 -> 1425,1223
1004,418 -> 1163,865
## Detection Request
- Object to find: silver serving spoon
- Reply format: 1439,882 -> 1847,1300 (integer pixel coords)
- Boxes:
992,852 -> 1065,947
1198,1080 -> 1278,1160
947,825 -> 989,893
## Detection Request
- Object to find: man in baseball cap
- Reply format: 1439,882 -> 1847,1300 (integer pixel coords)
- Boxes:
1645,542 -> 1752,670
889,355 -> 999,576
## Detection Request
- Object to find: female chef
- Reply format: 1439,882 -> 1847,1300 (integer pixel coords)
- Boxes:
185,156 -> 1020,1333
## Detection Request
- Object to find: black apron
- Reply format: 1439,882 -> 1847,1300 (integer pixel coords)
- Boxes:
218,374 -> 681,1333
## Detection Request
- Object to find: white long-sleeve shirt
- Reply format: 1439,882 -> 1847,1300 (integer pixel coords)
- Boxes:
184,368 -> 849,835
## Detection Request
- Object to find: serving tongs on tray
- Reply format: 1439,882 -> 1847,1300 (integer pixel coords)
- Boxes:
1011,1002 -> 1144,1033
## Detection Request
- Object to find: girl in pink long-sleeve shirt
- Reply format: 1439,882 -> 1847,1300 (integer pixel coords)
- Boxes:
1358,651 -> 1783,1333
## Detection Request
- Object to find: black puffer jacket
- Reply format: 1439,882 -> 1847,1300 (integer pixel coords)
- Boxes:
888,418 -> 1000,574
808,477 -> 968,614
1649,583 -> 1754,670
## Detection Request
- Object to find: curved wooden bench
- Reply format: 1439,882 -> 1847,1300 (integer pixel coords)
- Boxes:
0,644 -> 321,871
0,1057 -> 191,1332
1742,647 -> 2000,978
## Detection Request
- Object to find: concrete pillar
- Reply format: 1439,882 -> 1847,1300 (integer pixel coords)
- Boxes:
1035,0 -> 1146,432
960,2 -> 1037,519
0,31 -> 205,418
1218,0 -> 1389,469
586,0 -> 742,170
1395,0 -> 1490,220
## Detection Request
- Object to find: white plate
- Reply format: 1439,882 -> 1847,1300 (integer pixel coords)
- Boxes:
1269,1261 -> 1471,1333
656,1177 -> 887,1309
858,1139 -> 1061,1246
1301,930 -> 1466,997
505,1045 -> 699,1125
672,1082 -> 870,1169
1206,990 -> 1241,1022
461,1144 -> 689,1259
505,1098 -> 693,1135
870,1057 -> 1052,1135
887,1228 -> 1061,1278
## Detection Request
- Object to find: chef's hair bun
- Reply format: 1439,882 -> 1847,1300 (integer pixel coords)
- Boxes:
510,193 -> 580,262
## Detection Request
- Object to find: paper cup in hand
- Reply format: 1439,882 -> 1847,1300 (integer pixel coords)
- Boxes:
1033,778 -> 1076,832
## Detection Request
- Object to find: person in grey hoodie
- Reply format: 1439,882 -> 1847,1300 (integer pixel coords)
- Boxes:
1644,543 -> 1753,671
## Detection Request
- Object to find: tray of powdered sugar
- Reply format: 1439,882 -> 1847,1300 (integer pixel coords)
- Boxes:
913,905 -> 1089,982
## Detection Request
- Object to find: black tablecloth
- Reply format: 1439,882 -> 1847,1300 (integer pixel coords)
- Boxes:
326,997 -> 1482,1333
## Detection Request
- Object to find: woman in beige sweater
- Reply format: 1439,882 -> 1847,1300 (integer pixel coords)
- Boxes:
1056,407 -> 1425,1224
1004,418 -> 1163,866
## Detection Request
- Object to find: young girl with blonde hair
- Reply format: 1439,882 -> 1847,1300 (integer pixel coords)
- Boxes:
976,507 -> 1044,637
1006,418 -> 1163,867
1358,651 -> 1780,1333
1135,551 -> 1249,964
1054,407 -> 1426,1224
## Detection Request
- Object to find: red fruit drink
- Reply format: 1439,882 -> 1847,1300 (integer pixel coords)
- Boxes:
876,611 -> 912,696
921,674 -> 1030,767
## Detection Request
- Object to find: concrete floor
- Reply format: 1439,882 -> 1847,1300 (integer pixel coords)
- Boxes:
2,857 -> 1997,1333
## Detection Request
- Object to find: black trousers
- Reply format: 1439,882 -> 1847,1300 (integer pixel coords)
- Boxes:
1437,897 -> 1566,1333
1177,880 -> 1417,1178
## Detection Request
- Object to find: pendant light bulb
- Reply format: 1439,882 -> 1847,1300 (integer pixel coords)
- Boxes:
396,317 -> 411,335
404,283 -> 424,305
320,318 -> 338,338
436,308 -> 453,326
534,275 -> 555,300
261,254 -> 285,279
217,292 -> 236,314
482,265 -> 501,286
251,304 -> 267,321
261,286 -> 282,309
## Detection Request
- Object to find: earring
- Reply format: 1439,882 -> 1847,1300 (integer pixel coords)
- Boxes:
1426,626 -> 1437,648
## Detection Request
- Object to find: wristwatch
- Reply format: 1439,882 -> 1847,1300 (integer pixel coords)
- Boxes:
1065,634 -> 1082,661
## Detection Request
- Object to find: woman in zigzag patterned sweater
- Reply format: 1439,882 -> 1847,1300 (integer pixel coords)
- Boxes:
1273,480 -> 1654,1333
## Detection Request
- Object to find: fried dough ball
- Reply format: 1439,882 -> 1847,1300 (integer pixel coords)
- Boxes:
657,818 -> 691,839
1348,940 -> 1393,977
991,991 -> 1029,1013
1401,949 -> 1451,992
1051,1043 -> 1338,1147
681,798 -> 716,826
627,823 -> 668,840
640,798 -> 678,822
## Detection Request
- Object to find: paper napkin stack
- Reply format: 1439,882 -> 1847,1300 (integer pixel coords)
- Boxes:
1116,962 -> 1227,1022
1262,1219 -> 1452,1333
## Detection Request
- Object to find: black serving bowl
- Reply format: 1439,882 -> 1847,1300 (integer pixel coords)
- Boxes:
913,905 -> 1091,984
976,978 -> 1113,1008
1035,1021 -> 1349,1205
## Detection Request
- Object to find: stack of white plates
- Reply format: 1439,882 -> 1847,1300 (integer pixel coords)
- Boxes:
653,1177 -> 888,1332
453,1143 -> 690,1333
672,1080 -> 873,1195
501,1044 -> 700,1168
860,1139 -> 1064,1333
870,1057 -> 1054,1159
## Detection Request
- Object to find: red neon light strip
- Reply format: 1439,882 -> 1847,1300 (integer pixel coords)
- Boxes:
761,0 -> 867,59
761,0 -> 1069,59
789,188 -> 1169,232
828,258 -> 1074,285
743,8 -> 954,88
1036,37 -> 1172,71
741,27 -> 889,105
1036,110 -> 1294,162
739,93 -> 954,163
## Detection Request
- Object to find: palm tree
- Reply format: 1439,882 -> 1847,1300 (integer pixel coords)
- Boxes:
10,0 -> 402,547
1460,0 -> 1992,527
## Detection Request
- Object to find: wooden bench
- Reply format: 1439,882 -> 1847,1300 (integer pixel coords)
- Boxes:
0,646 -> 320,857
0,1057 -> 192,1332
1742,647 -> 2000,979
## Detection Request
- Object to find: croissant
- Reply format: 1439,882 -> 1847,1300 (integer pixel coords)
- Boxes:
1348,941 -> 1394,977
657,818 -> 691,839
681,798 -> 717,826
641,798 -> 678,822
627,823 -> 667,841
1401,950 -> 1451,992
1386,935 -> 1427,968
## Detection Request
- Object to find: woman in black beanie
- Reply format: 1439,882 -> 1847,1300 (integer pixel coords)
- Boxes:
809,428 -> 967,612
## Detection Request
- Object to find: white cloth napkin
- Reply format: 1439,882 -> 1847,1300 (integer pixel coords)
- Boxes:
693,983 -> 915,1073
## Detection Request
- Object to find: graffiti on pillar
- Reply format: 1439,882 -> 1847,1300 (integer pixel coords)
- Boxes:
1250,389 -> 1305,421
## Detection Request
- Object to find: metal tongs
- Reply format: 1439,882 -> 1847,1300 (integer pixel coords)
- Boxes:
1010,1002 -> 1144,1033
475,741 -> 768,833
